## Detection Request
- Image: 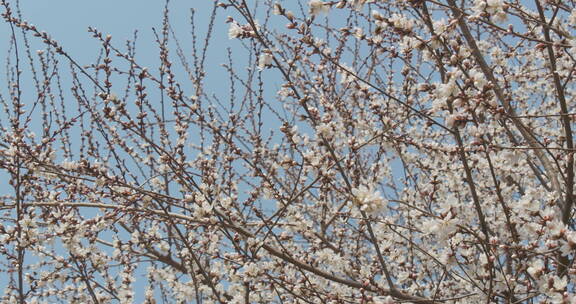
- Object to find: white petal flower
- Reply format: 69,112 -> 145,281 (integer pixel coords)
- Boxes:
61,159 -> 79,170
243,262 -> 259,277
258,52 -> 273,70
527,259 -> 545,278
228,22 -> 242,39
371,10 -> 383,20
553,276 -> 567,290
560,231 -> 576,256
351,185 -> 386,214
372,296 -> 395,304
470,69 -> 487,88
487,0 -> 503,9
273,3 -> 282,15
316,123 -> 333,138
436,81 -> 457,98
309,0 -> 329,16
445,114 -> 456,128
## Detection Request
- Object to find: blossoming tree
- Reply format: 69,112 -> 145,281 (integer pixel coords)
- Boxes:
1,0 -> 576,303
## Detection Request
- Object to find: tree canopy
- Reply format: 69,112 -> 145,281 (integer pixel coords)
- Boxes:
1,0 -> 576,303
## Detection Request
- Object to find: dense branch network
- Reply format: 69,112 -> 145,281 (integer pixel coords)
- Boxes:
0,0 -> 576,303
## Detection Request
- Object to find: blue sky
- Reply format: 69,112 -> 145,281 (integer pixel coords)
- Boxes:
3,1 -> 221,61
8,1 -> 235,89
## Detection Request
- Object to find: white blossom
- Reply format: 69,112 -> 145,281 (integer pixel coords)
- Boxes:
351,185 -> 386,214
228,22 -> 242,39
309,0 -> 329,16
257,52 -> 273,70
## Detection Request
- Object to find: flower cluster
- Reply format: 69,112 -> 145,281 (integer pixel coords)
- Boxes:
352,185 -> 386,214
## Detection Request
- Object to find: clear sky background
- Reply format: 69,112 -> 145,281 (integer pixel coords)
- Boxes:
3,1 -> 223,59
0,0 -> 237,93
